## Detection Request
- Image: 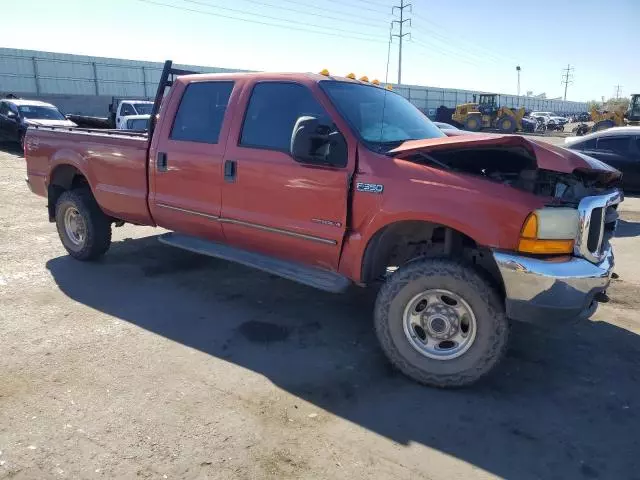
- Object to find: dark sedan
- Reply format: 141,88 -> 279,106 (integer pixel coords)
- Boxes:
564,126 -> 640,192
0,98 -> 75,151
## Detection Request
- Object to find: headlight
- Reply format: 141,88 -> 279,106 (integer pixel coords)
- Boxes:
518,208 -> 579,254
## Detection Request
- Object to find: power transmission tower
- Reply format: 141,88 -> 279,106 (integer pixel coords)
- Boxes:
391,0 -> 411,85
561,64 -> 574,101
614,84 -> 623,99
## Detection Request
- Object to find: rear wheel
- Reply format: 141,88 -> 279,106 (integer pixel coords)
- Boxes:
374,258 -> 509,387
464,115 -> 482,132
55,189 -> 112,261
497,116 -> 516,133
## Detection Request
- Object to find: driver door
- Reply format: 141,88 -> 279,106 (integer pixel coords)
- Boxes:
220,81 -> 352,269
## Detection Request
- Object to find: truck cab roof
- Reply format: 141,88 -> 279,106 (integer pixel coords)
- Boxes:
176,71 -> 387,88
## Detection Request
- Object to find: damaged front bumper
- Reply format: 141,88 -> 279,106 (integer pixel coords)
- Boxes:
492,245 -> 613,324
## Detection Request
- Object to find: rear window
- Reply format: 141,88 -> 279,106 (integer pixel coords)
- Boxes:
171,81 -> 234,144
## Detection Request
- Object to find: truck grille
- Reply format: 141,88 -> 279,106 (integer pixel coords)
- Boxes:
575,191 -> 622,263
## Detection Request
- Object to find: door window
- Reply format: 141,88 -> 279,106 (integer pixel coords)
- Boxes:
170,81 -> 234,144
240,82 -> 327,151
0,102 -> 8,116
120,103 -> 135,116
596,136 -> 630,154
572,138 -> 596,150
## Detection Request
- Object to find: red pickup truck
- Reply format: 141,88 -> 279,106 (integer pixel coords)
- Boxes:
25,62 -> 622,387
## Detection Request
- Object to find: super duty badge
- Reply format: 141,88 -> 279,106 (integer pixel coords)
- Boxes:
356,182 -> 384,194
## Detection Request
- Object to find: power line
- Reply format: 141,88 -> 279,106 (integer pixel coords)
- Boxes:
408,39 -> 482,68
408,33 -> 488,67
561,64 -> 574,101
180,0 -> 383,39
410,12 -> 519,65
291,0 -> 389,15
276,0 -> 386,23
233,0 -> 388,29
136,0 -> 387,43
391,0 -> 411,84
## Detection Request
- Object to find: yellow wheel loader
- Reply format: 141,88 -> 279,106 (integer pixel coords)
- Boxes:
452,94 -> 525,133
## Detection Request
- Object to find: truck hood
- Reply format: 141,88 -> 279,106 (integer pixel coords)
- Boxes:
389,134 -> 620,178
23,118 -> 77,127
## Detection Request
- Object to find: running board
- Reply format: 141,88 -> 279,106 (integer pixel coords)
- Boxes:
158,233 -> 351,293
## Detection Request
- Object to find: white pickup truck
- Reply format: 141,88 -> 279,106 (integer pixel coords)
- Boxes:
113,100 -> 153,129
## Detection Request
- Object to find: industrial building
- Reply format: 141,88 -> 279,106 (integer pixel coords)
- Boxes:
0,47 -> 589,118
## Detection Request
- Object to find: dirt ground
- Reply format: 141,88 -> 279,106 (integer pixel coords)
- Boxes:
1,143 -> 639,480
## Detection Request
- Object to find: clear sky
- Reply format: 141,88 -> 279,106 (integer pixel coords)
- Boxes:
3,0 -> 638,101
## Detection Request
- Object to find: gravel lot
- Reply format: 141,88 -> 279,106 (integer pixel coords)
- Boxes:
1,143 -> 639,480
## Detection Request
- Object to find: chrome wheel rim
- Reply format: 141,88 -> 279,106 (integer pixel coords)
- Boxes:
403,289 -> 477,360
64,207 -> 86,246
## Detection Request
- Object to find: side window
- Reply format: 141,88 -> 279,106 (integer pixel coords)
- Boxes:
240,82 -> 327,151
0,102 -> 8,116
120,103 -> 135,116
574,138 -> 596,150
596,136 -> 630,154
170,81 -> 234,144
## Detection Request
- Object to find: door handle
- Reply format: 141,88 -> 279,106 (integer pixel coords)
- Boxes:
157,152 -> 168,172
224,159 -> 236,183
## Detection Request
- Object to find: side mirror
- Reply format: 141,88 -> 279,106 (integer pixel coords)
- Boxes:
7,111 -> 18,121
290,116 -> 347,167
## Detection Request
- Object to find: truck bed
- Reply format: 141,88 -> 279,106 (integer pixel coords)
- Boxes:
25,126 -> 153,226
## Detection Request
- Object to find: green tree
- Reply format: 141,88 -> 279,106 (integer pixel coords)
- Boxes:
587,100 -> 601,111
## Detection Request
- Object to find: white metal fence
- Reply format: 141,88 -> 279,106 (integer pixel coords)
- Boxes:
0,48 -> 589,116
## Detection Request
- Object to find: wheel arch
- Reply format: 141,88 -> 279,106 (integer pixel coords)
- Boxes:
359,219 -> 504,295
48,163 -> 91,222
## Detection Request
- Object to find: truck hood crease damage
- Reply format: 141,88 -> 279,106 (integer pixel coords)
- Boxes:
390,134 -> 621,204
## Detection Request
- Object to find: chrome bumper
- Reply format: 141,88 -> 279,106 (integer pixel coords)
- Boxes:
493,246 -> 613,324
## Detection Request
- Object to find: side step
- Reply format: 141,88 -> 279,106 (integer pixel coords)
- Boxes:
158,233 -> 351,293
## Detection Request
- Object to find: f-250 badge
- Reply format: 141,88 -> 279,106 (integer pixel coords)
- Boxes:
356,182 -> 384,194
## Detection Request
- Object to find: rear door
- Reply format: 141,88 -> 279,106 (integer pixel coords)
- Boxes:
220,80 -> 352,269
149,80 -> 238,241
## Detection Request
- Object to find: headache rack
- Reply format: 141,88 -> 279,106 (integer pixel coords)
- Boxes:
148,60 -> 200,141
575,190 -> 623,263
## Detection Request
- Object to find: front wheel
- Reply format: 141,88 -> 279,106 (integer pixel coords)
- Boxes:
374,259 -> 509,387
496,116 -> 516,133
55,189 -> 112,261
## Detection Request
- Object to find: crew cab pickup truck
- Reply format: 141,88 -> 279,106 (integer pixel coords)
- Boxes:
24,62 -> 622,387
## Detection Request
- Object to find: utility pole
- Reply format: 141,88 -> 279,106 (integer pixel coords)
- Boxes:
392,0 -> 411,85
614,84 -> 623,99
516,65 -> 521,97
561,64 -> 574,101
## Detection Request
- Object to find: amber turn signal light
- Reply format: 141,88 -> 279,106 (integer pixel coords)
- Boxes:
518,212 -> 574,255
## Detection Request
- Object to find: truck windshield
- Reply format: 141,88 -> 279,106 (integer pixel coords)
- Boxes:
18,105 -> 66,120
320,81 -> 444,152
133,103 -> 153,115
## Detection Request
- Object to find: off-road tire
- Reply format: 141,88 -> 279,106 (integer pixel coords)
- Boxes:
497,116 -> 516,133
55,188 -> 112,261
464,115 -> 482,132
374,258 -> 509,388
